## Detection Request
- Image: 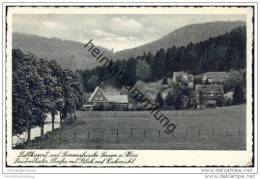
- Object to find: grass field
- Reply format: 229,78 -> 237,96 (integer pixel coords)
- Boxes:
33,104 -> 246,150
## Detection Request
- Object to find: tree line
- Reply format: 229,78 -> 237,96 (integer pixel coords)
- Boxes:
12,49 -> 84,141
78,26 -> 246,92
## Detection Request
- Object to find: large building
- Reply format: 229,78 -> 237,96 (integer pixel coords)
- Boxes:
194,84 -> 224,108
84,86 -> 128,110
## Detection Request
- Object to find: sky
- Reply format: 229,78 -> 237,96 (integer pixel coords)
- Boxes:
12,14 -> 246,51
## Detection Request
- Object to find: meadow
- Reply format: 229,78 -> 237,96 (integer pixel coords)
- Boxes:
31,105 -> 246,150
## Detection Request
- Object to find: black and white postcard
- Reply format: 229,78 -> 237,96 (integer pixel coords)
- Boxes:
3,5 -> 255,169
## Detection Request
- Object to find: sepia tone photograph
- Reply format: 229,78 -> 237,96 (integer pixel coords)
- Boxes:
5,6 -> 254,167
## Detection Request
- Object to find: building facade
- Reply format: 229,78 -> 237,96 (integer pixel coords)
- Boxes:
195,84 -> 224,108
84,86 -> 128,110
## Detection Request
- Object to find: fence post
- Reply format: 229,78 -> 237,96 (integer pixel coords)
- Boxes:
144,130 -> 146,138
198,128 -> 200,137
116,128 -> 119,138
87,131 -> 90,140
158,130 -> 160,138
238,128 -> 241,135
226,128 -> 228,136
59,128 -> 62,143
185,128 -> 188,137
130,128 -> 133,138
212,128 -> 214,136
73,125 -> 76,139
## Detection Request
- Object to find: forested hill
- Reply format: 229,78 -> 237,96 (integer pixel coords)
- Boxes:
114,21 -> 245,60
79,26 -> 246,92
12,32 -> 113,70
150,26 -> 246,77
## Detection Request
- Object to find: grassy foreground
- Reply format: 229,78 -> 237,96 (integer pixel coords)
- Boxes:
32,105 -> 246,150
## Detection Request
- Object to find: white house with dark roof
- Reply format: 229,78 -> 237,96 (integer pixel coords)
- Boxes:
202,72 -> 229,84
85,86 -> 128,110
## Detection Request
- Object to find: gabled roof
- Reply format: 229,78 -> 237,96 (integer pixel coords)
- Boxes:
88,86 -> 128,103
88,86 -> 108,102
103,92 -> 120,95
204,72 -> 229,81
195,85 -> 224,94
105,94 -> 128,103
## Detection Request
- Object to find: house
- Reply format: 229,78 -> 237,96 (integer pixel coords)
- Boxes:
87,86 -> 128,110
172,72 -> 194,88
194,85 -> 224,108
202,72 -> 229,84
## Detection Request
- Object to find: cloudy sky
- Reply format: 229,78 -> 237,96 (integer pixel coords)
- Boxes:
12,14 -> 246,51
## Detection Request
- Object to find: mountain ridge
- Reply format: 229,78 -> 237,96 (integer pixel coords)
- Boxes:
12,32 -> 113,70
12,21 -> 246,70
114,21 -> 246,60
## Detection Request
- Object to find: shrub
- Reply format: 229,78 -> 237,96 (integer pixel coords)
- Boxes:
216,96 -> 224,107
165,90 -> 176,107
155,92 -> 164,108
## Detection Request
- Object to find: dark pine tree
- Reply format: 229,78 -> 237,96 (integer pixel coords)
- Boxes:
155,92 -> 164,108
233,84 -> 245,105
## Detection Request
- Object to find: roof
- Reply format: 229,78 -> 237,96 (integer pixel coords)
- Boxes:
88,86 -> 106,102
224,91 -> 233,98
103,92 -> 120,95
204,72 -> 229,81
88,86 -> 128,103
173,72 -> 194,79
83,104 -> 94,107
195,85 -> 224,94
104,94 -> 128,103
186,74 -> 194,78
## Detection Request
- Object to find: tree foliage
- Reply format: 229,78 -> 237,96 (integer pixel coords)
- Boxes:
233,84 -> 245,105
12,49 -> 84,139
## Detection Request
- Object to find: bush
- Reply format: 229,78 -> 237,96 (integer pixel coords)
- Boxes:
224,98 -> 233,106
216,96 -> 224,107
162,76 -> 168,85
181,95 -> 189,109
165,90 -> 176,107
93,104 -> 104,111
174,94 -> 183,109
155,92 -> 164,108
